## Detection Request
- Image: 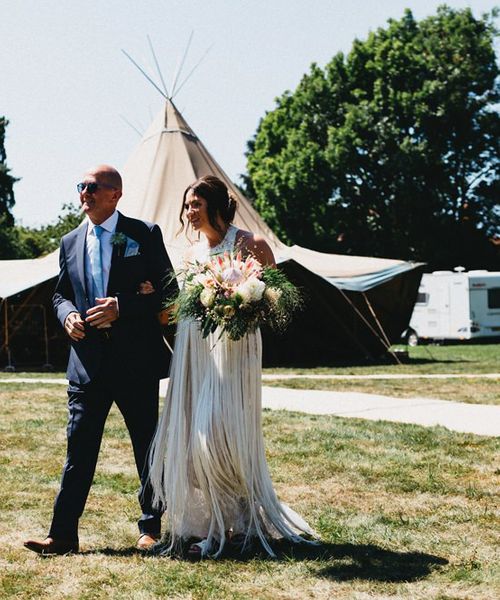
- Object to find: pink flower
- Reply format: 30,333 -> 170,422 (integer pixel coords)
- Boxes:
222,267 -> 244,285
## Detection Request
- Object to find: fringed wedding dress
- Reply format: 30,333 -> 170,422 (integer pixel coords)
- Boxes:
149,225 -> 313,557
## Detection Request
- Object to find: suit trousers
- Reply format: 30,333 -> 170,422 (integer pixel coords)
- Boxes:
49,343 -> 162,540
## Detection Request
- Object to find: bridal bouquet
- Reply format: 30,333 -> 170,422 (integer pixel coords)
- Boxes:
168,252 -> 302,340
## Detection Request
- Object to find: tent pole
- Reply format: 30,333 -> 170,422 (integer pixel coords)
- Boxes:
5,286 -> 39,345
335,286 -> 392,357
170,30 -> 193,97
3,298 -> 14,372
147,34 -> 170,97
121,50 -> 168,99
362,293 -> 402,365
41,304 -> 52,370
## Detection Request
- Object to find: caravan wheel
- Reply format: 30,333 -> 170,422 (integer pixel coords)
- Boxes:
406,330 -> 418,347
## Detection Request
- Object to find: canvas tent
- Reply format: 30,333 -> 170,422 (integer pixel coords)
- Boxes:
0,98 -> 423,368
118,99 -> 424,364
0,252 -> 62,369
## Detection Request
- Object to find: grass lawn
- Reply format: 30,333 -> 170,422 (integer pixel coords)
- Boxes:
2,343 -> 499,381
264,377 -> 500,405
1,383 -> 498,599
0,371 -> 66,379
1,345 -> 499,408
262,344 -> 500,406
263,343 -> 500,376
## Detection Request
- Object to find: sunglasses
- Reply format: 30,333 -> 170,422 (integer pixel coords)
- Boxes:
76,182 -> 117,194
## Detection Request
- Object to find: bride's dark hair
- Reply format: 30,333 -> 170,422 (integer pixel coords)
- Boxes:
179,175 -> 237,236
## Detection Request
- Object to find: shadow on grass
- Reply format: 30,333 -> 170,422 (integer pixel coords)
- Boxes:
80,547 -> 140,558
83,540 -> 447,583
276,540 -> 448,583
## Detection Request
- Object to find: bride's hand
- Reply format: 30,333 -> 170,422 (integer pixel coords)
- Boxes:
139,280 -> 155,295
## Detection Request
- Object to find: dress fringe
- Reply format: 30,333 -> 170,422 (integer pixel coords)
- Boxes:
149,322 -> 314,558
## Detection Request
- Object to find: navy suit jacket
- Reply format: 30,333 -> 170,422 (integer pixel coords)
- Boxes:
53,212 -> 178,385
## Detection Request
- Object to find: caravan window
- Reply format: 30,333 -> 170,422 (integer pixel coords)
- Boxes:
416,292 -> 429,305
487,288 -> 500,309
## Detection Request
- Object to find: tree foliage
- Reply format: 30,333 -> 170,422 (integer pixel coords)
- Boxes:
17,204 -> 83,257
0,117 -> 17,226
0,115 -> 82,259
0,117 -> 21,258
245,7 -> 500,268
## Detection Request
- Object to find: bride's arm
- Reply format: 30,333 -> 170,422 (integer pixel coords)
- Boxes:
237,231 -> 276,268
138,279 -> 176,326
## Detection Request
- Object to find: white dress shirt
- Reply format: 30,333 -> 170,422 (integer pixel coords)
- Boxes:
85,210 -> 119,299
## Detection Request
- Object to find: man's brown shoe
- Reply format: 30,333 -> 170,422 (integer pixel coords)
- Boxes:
24,537 -> 79,556
137,533 -> 160,551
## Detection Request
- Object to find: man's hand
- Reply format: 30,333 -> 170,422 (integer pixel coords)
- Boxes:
85,297 -> 119,329
64,312 -> 86,341
139,280 -> 155,295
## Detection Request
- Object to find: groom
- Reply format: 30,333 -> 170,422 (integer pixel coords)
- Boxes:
24,165 -> 177,555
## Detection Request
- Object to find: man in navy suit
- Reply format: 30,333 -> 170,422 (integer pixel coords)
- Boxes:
24,165 -> 177,555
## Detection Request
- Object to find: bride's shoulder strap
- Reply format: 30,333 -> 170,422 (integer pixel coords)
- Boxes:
224,223 -> 238,250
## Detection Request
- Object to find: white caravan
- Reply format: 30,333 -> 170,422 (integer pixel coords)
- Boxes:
406,269 -> 500,344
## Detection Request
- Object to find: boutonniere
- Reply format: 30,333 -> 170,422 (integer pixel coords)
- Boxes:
111,232 -> 127,247
111,232 -> 141,258
111,232 -> 127,257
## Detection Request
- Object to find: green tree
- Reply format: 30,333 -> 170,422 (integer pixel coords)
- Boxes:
0,117 -> 21,258
0,117 -> 82,259
17,203 -> 83,257
245,7 -> 500,268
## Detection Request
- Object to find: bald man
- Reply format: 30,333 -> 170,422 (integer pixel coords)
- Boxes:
25,165 -> 177,555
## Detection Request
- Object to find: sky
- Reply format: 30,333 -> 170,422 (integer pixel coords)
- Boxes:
1,0 -> 497,227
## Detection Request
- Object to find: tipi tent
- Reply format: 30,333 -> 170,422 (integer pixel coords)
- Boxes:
118,98 -> 424,364
0,99 -> 423,368
119,100 -> 417,283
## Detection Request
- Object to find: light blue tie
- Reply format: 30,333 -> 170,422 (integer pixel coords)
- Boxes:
89,225 -> 105,301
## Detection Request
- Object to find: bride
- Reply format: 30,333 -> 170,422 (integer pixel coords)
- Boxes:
147,175 -> 313,558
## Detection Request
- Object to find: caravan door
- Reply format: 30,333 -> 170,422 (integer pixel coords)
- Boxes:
448,275 -> 470,339
425,276 -> 451,338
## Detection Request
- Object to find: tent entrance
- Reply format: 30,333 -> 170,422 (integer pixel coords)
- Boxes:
1,300 -> 53,372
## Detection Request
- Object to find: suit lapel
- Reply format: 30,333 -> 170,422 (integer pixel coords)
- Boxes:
75,222 -> 88,296
106,212 -> 123,295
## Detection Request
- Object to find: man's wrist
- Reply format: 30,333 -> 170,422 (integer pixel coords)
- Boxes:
64,311 -> 79,325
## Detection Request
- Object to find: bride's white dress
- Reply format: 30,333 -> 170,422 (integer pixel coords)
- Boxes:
149,225 -> 313,557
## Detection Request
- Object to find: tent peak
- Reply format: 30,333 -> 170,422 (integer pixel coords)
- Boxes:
162,99 -> 197,137
122,35 -> 212,102
139,99 -> 199,142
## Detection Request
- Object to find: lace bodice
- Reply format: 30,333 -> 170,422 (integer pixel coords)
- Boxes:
192,224 -> 239,262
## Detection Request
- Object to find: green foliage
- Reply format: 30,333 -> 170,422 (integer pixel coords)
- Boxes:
0,214 -> 24,259
0,117 -> 82,259
0,117 -> 21,258
0,117 -> 17,227
245,7 -> 500,268
261,266 -> 303,333
16,203 -> 83,257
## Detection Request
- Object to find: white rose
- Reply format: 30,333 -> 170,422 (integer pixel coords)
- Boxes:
248,277 -> 266,301
235,282 -> 252,304
200,288 -> 216,307
237,277 -> 265,304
